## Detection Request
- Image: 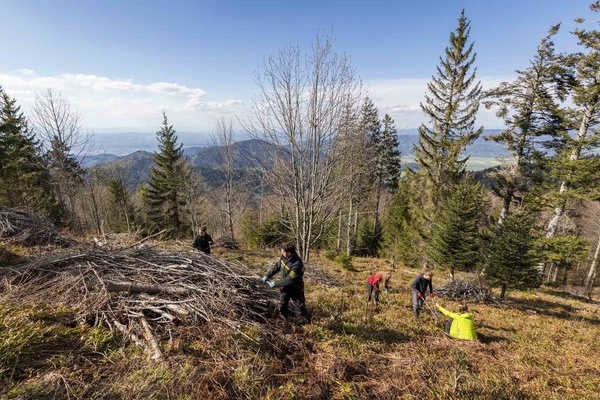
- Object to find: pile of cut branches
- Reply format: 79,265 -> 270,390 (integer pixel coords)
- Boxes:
0,207 -> 73,247
1,247 -> 279,360
435,278 -> 491,302
214,235 -> 241,250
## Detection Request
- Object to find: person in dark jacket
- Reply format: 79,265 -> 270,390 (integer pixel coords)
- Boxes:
193,226 -> 214,254
410,269 -> 433,317
262,242 -> 311,323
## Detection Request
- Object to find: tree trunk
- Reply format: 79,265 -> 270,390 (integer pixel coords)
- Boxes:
500,283 -> 507,299
585,236 -> 600,298
545,100 -> 595,238
345,197 -> 353,256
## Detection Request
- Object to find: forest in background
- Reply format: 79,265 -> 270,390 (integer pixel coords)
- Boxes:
1,2 -> 600,398
3,3 -> 599,297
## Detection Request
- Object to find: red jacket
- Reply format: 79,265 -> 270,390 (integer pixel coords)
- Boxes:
368,272 -> 385,289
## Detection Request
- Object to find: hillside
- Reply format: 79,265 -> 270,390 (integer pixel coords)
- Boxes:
1,240 -> 599,399
88,133 -> 508,189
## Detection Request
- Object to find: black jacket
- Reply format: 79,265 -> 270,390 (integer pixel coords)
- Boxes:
193,233 -> 213,253
265,254 -> 305,293
410,274 -> 433,295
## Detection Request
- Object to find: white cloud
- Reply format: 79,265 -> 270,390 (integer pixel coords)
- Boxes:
17,68 -> 36,75
366,76 -> 512,129
62,74 -> 143,92
0,69 -> 248,132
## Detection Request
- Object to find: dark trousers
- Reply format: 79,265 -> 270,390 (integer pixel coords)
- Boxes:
444,319 -> 452,334
280,289 -> 310,321
367,284 -> 380,303
412,291 -> 425,317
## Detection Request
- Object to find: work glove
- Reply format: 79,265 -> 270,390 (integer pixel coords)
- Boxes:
268,281 -> 275,288
417,292 -> 422,298
261,276 -> 268,283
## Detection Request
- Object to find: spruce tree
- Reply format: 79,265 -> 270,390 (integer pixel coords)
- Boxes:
383,173 -> 424,266
377,114 -> 402,191
484,26 -> 564,229
484,211 -> 542,298
0,87 -> 60,220
428,176 -> 487,278
413,9 -> 483,205
145,113 -> 190,237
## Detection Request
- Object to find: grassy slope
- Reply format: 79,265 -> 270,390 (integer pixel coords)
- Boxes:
1,246 -> 599,399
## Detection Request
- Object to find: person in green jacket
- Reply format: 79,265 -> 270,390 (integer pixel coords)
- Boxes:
435,303 -> 477,340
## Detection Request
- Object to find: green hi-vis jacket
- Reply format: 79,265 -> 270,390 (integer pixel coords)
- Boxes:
265,254 -> 305,293
437,305 -> 477,340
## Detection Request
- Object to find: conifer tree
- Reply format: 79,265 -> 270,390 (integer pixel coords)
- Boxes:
484,211 -> 542,299
428,176 -> 487,278
383,173 -> 424,266
544,1 -> 600,239
337,98 -> 371,255
145,113 -> 190,237
484,26 -> 564,229
0,87 -> 60,220
413,9 -> 483,205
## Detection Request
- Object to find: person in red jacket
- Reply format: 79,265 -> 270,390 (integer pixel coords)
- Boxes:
367,271 -> 392,307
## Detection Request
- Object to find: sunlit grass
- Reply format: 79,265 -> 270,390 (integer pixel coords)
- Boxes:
1,248 -> 599,399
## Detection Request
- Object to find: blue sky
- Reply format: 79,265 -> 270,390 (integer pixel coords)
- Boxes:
0,0 -> 595,136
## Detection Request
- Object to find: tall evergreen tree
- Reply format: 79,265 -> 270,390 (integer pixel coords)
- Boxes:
544,1 -> 600,239
413,9 -> 483,205
484,211 -> 542,299
484,26 -> 565,229
0,87 -> 60,220
145,113 -> 190,237
376,114 -> 402,191
428,176 -> 487,278
337,98 -> 372,255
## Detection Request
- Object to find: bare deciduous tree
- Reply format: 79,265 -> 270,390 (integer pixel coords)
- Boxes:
244,34 -> 363,261
30,89 -> 93,230
210,117 -> 241,241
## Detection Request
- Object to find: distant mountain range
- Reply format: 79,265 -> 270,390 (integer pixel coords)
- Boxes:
85,130 -> 510,189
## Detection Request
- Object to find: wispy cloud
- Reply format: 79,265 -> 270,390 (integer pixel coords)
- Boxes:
0,69 -> 248,131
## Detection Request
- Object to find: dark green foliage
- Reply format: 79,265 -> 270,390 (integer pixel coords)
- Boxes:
428,177 -> 488,275
538,234 -> 590,271
0,87 -> 61,221
543,2 -> 600,238
145,113 -> 190,238
334,252 -> 353,270
483,26 -> 565,228
240,211 -> 291,250
355,216 -> 382,257
107,176 -> 137,232
484,211 -> 542,297
413,9 -> 483,204
376,114 -> 402,191
382,174 -> 425,267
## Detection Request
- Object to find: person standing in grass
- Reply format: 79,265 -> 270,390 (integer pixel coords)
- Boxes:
410,269 -> 433,317
436,303 -> 477,340
367,271 -> 392,308
261,242 -> 311,324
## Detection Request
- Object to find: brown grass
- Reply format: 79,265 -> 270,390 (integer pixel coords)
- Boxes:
1,245 -> 599,399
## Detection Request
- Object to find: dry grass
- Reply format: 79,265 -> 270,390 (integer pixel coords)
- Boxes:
1,244 -> 599,399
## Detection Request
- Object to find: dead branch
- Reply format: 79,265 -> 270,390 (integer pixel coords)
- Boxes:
1,246 -> 279,361
106,282 -> 191,296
